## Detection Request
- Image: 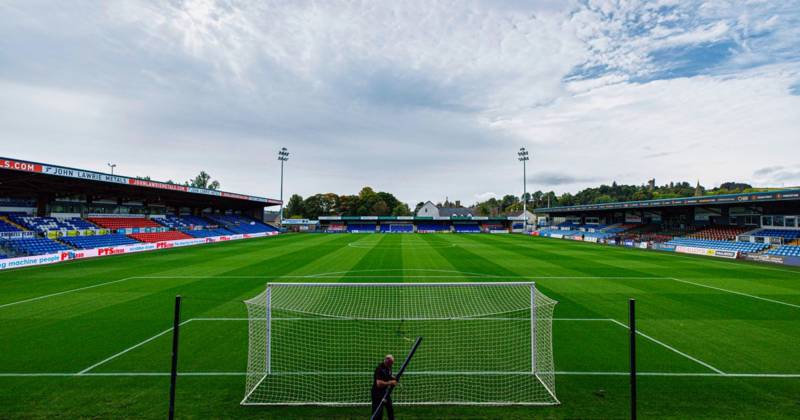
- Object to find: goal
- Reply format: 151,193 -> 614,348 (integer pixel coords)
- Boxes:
242,282 -> 558,406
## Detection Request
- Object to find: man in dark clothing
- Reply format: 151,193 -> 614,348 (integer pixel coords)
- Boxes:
371,355 -> 397,420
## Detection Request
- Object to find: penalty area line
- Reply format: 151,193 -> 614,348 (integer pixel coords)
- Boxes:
608,319 -> 725,375
77,319 -> 195,375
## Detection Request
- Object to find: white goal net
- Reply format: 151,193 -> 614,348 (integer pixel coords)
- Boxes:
242,282 -> 558,406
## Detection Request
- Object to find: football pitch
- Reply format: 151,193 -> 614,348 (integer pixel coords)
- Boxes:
1,233 -> 799,419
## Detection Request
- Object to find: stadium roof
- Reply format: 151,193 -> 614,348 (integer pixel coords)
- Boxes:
534,189 -> 800,214
0,156 -> 280,207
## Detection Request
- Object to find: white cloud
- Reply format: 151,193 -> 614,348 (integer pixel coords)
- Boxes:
0,0 -> 798,205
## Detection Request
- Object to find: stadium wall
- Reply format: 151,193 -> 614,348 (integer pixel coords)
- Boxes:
0,231 -> 278,271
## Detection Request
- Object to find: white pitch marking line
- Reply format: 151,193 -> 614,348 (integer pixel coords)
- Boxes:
669,277 -> 800,309
190,317 -> 613,322
77,319 -> 195,375
608,319 -> 725,375
0,276 -> 138,310
70,317 -> 619,375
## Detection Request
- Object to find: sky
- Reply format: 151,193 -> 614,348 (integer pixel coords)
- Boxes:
1,0 -> 799,206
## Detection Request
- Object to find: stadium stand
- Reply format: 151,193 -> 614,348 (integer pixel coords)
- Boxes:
185,228 -> 234,238
326,223 -> 346,232
347,223 -> 377,233
621,225 -> 697,243
687,226 -> 749,241
88,217 -> 162,230
153,215 -> 211,230
417,222 -> 450,232
129,231 -> 194,243
205,214 -> 277,234
665,238 -> 768,253
750,229 -> 800,240
766,245 -> 800,257
1,237 -> 71,256
454,224 -> 481,233
380,224 -> 413,233
60,234 -> 141,249
9,216 -> 98,233
0,218 -> 22,232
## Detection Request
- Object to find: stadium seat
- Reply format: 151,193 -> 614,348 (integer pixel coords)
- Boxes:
347,223 -> 376,233
204,214 -> 278,234
687,226 -> 749,241
380,224 -> 413,233
153,215 -> 211,230
454,224 -> 481,233
128,231 -> 194,243
665,238 -> 768,253
60,234 -> 141,249
0,237 -> 71,256
0,218 -> 22,232
417,223 -> 450,232
766,245 -> 800,257
750,229 -> 800,240
88,217 -> 162,230
184,228 -> 235,238
9,216 -> 98,233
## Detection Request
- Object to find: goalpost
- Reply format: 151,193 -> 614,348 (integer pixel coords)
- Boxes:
242,282 -> 558,406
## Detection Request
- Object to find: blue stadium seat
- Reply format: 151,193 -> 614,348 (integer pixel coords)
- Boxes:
380,224 -> 413,233
347,223 -> 376,233
204,214 -> 278,234
752,229 -> 800,240
665,238 -> 768,253
416,223 -> 449,232
59,234 -> 141,249
9,216 -> 97,233
454,224 -> 481,233
1,237 -> 71,256
184,228 -> 235,238
766,245 -> 800,257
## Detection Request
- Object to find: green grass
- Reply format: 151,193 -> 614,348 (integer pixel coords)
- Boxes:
1,233 -> 799,419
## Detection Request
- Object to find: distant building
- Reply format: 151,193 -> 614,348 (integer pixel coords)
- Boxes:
416,201 -> 474,218
517,209 -> 536,226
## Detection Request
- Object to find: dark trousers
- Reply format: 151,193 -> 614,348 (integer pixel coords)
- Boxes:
371,395 -> 394,420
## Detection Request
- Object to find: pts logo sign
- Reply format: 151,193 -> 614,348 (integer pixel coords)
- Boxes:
156,242 -> 174,249
98,247 -> 125,256
60,251 -> 86,261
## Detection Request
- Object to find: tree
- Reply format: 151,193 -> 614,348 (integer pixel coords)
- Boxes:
302,195 -> 324,220
188,171 -> 220,190
392,203 -> 412,216
371,200 -> 390,216
285,194 -> 304,218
